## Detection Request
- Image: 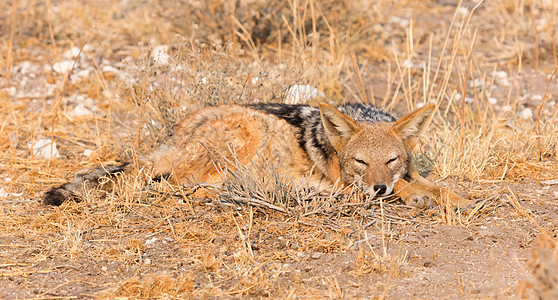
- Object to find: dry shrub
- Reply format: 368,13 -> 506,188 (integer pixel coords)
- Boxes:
101,272 -> 195,298
351,244 -> 410,278
519,234 -> 558,299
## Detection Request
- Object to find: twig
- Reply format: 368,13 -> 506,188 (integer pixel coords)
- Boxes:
221,195 -> 288,214
537,68 -> 558,161
50,28 -> 96,160
348,45 -> 368,104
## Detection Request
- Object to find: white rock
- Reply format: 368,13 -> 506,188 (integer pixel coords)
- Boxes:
68,103 -> 93,117
502,105 -> 512,112
519,107 -> 533,119
311,252 -> 322,259
457,6 -> 469,16
101,65 -> 122,78
489,97 -> 497,105
494,71 -> 507,78
0,188 -> 22,199
151,45 -> 170,67
469,78 -> 484,89
52,60 -> 75,75
16,61 -> 33,75
63,47 -> 82,59
83,149 -> 94,157
31,139 -> 61,159
401,59 -> 414,68
145,237 -> 159,246
531,94 -> 543,102
74,68 -> 92,80
388,16 -> 409,28
285,84 -> 324,104
541,179 -> 558,185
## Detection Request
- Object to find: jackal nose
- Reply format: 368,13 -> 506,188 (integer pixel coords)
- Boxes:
373,184 -> 387,195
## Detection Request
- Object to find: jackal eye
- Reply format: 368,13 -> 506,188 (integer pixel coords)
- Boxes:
355,158 -> 368,166
386,156 -> 398,165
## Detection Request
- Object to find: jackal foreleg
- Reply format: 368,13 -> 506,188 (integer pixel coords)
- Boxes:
394,162 -> 471,208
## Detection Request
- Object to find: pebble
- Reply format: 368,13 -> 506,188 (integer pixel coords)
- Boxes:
285,84 -> 324,104
493,70 -> 510,86
311,252 -> 322,259
388,16 -> 409,28
68,103 -> 94,117
63,47 -> 82,59
31,139 -> 61,159
83,149 -> 94,157
151,45 -> 170,67
519,107 -> 533,120
401,59 -> 415,68
145,237 -> 159,246
52,60 -> 75,74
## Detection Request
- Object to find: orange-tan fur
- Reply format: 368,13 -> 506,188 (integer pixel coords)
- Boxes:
152,105 -> 321,187
44,103 -> 470,208
151,104 -> 470,208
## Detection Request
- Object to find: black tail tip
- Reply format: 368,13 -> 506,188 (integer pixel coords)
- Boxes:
42,188 -> 69,206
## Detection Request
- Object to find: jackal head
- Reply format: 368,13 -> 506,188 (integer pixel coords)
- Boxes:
319,103 -> 435,196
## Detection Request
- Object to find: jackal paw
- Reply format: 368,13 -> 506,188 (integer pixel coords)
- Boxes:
404,193 -> 434,208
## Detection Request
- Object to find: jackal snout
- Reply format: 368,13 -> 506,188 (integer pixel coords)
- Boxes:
362,163 -> 401,196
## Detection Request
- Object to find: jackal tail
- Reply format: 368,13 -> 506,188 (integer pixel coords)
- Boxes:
42,162 -> 131,206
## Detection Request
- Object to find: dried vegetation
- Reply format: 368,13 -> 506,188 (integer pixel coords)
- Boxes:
1,0 -> 558,298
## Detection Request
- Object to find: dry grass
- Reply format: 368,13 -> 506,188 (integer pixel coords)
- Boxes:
1,0 -> 558,298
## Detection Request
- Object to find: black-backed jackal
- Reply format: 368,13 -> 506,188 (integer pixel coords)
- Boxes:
44,103 -> 470,208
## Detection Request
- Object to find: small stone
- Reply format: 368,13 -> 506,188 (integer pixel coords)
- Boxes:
52,60 -> 75,74
31,139 -> 61,159
519,108 -> 533,120
541,179 -> 558,185
144,258 -> 152,265
83,149 -> 94,157
68,103 -> 93,117
424,261 -> 434,267
285,84 -> 324,104
145,237 -> 158,246
401,59 -> 414,68
311,252 -> 322,259
63,47 -> 82,59
151,45 -> 170,67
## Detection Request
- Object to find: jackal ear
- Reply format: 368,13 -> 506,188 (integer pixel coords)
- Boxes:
319,103 -> 360,152
392,104 -> 435,150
